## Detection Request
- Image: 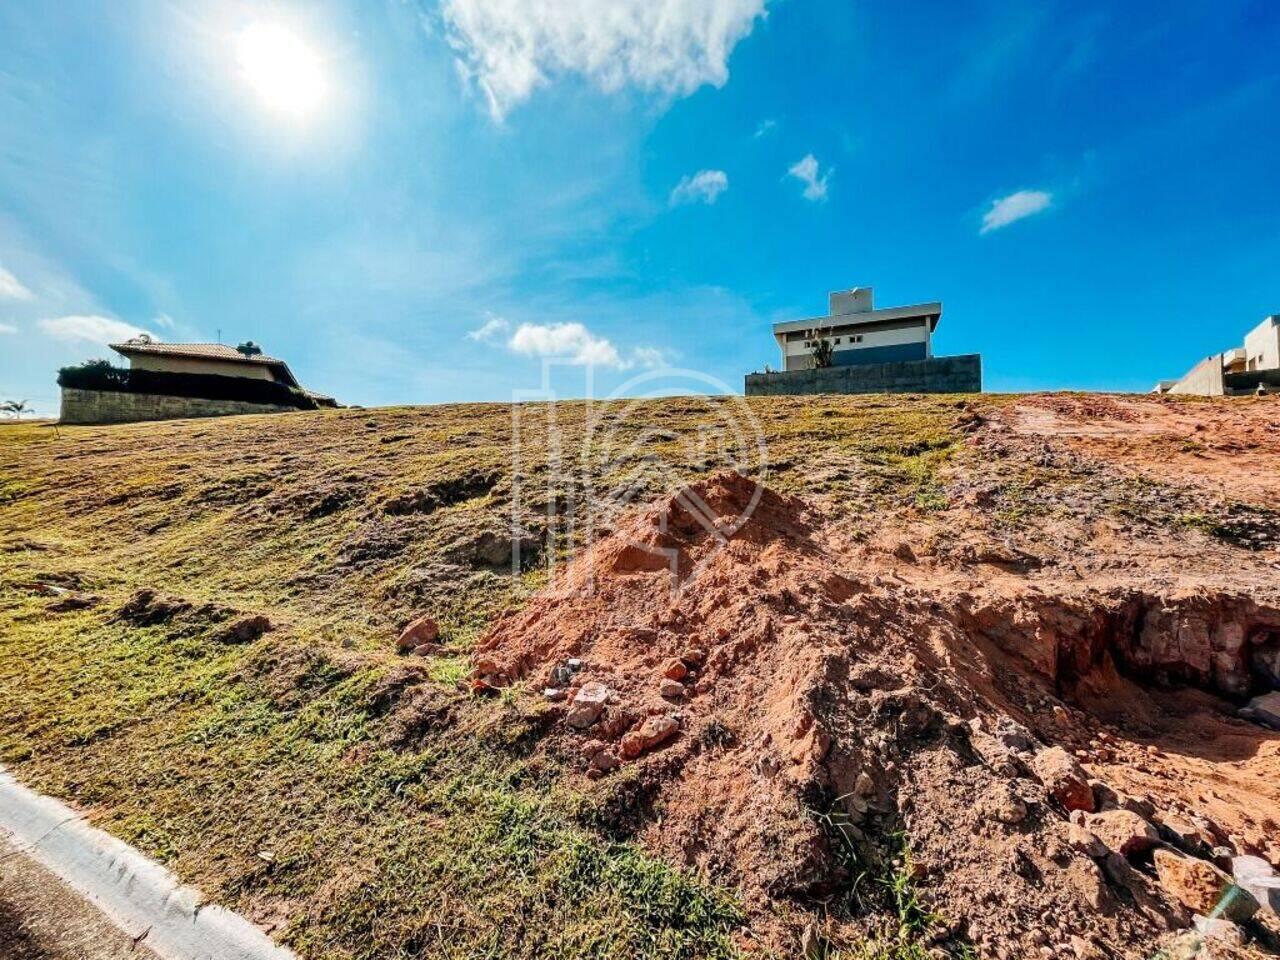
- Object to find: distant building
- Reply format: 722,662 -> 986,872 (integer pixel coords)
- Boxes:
111,338 -> 303,385
58,336 -> 335,425
745,286 -> 981,396
1155,314 -> 1280,396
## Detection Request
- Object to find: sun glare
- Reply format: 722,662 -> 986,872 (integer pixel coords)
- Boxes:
236,22 -> 326,119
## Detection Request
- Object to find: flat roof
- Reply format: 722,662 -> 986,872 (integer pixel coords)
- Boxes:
772,301 -> 942,336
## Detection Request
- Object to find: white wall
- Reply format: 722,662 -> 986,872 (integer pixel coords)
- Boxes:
782,319 -> 929,363
129,354 -> 276,381
1244,317 -> 1280,372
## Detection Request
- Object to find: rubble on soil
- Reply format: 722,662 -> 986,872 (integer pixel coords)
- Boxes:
469,469 -> 1280,958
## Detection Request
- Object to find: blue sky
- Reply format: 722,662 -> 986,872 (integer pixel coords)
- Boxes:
1,0 -> 1278,414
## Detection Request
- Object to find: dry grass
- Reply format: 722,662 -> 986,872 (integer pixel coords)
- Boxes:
0,396 -> 982,959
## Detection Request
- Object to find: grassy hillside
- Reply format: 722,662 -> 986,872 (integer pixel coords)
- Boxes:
0,396 -> 976,959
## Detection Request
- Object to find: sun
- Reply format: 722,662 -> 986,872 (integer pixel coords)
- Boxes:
236,22 -> 326,119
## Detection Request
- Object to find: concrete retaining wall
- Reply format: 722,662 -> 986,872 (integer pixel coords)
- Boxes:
745,354 -> 982,396
1167,355 -> 1225,397
60,388 -> 297,425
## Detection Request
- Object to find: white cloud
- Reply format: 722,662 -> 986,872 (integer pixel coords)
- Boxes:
508,321 -> 627,368
0,264 -> 34,301
37,315 -> 155,345
467,314 -> 511,342
669,169 -> 729,206
152,312 -> 176,329
753,118 -> 776,138
440,0 -> 769,120
980,189 -> 1052,234
787,153 -> 831,201
0,322 -> 17,334
631,345 -> 675,368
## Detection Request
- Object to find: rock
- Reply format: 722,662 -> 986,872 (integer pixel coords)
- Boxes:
1160,814 -> 1212,855
1233,854 -> 1280,915
659,679 -> 686,700
1031,746 -> 1095,812
1239,690 -> 1280,730
619,715 -> 678,759
1102,853 -> 1190,930
853,770 -> 875,798
580,739 -> 607,758
1153,849 -> 1259,922
662,659 -> 688,681
543,687 -> 566,701
589,749 -> 621,773
1083,810 -> 1159,857
680,648 -> 706,668
1063,858 -> 1110,911
397,614 -> 439,651
1069,936 -> 1104,960
1090,780 -> 1121,810
216,614 -> 273,644
1192,915 -> 1245,947
411,642 -> 441,657
1066,817 -> 1107,858
566,682 -> 611,729
979,781 -> 1028,824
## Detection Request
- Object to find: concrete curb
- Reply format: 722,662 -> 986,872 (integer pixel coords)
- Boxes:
0,767 -> 295,960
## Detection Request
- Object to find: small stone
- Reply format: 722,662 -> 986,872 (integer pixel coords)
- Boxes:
397,614 -> 439,651
580,739 -> 606,758
1153,849 -> 1259,922
590,749 -> 621,773
619,715 -> 678,759
1192,915 -> 1245,947
854,770 -> 875,798
659,679 -> 686,700
662,659 -> 689,681
1069,935 -> 1103,960
1031,746 -> 1095,813
543,687 -> 566,701
1160,814 -> 1211,855
411,642 -> 441,657
1067,818 -> 1107,859
567,657 -> 583,671
1082,809 -> 1159,858
566,681 -> 611,729
1240,690 -> 1280,729
680,648 -> 707,668
979,781 -> 1028,824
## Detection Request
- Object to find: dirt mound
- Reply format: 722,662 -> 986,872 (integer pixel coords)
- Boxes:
474,471 -> 1280,958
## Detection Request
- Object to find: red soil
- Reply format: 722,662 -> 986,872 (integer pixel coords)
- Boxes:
474,467 -> 1280,958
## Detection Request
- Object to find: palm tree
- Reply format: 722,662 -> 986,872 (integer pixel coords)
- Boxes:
2,400 -> 32,419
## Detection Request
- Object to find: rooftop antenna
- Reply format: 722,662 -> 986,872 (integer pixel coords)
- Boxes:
217,327 -> 222,344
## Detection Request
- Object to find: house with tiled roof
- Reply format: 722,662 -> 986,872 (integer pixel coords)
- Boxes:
57,336 -> 336,424
108,338 -> 304,386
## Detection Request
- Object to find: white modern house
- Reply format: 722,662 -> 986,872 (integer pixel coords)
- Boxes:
1156,314 -> 1280,396
745,284 -> 980,396
770,287 -> 942,372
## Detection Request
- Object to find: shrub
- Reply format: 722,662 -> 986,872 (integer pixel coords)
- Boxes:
57,361 -> 317,411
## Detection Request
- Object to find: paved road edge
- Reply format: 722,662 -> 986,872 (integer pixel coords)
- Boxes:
0,767 -> 295,960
